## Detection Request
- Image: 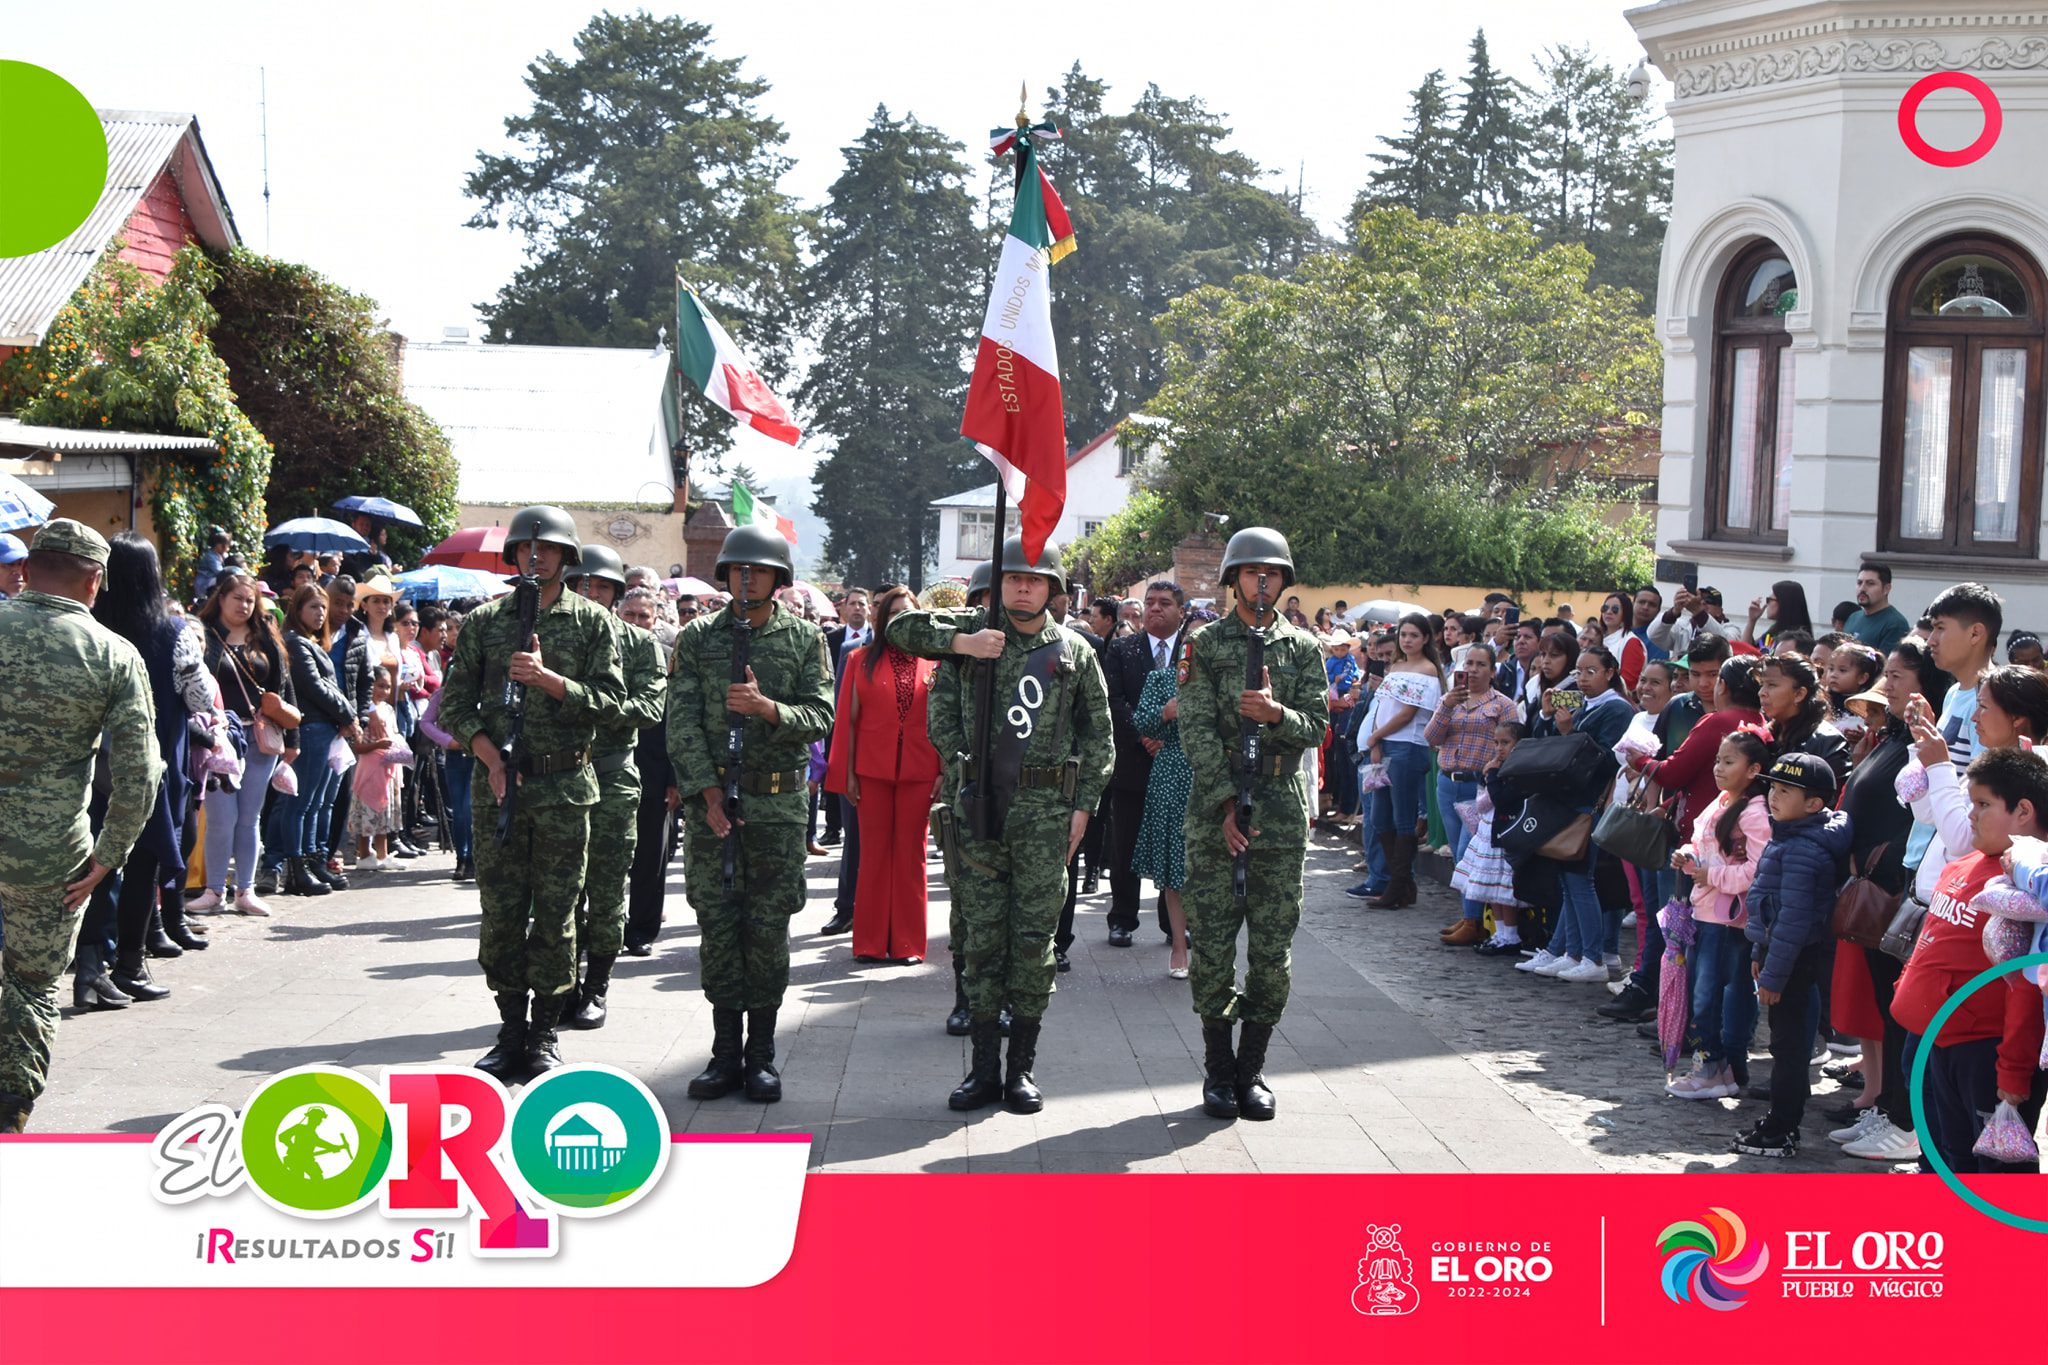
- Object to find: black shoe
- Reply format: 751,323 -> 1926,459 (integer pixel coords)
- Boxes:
687,1007 -> 745,1100
1732,1122 -> 1798,1158
1003,1017 -> 1043,1112
819,912 -> 854,935
452,858 -> 474,882
144,905 -> 184,959
391,841 -> 423,860
1472,937 -> 1524,957
72,944 -> 131,1010
946,960 -> 972,1036
1081,873 -> 1100,895
1596,982 -> 1653,1022
1107,927 -> 1133,948
1055,949 -> 1072,974
820,829 -> 841,847
255,862 -> 280,897
568,954 -> 614,1030
1636,1021 -> 1661,1040
475,992 -> 530,1083
525,995 -> 565,1077
1235,1020 -> 1277,1121
1200,1017 -> 1239,1119
111,949 -> 170,1001
1823,1102 -> 1874,1127
623,939 -> 653,957
308,858 -> 348,891
0,1091 -> 30,1134
1745,1082 -> 1772,1102
743,1008 -> 782,1103
949,1020 -> 1004,1111
286,857 -> 332,899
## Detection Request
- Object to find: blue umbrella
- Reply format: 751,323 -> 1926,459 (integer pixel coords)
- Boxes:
392,565 -> 512,601
264,517 -> 371,553
0,473 -> 56,533
333,494 -> 424,528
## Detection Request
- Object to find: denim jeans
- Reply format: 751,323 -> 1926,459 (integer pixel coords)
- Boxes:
1436,773 -> 1480,919
202,750 -> 279,891
443,749 -> 475,861
1690,921 -> 1759,1079
1552,864 -> 1603,961
265,721 -> 337,867
1372,739 -> 1427,838
1358,787 -> 1388,888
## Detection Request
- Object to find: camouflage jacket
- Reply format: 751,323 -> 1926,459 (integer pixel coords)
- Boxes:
667,601 -> 835,825
887,608 -> 1113,818
0,590 -> 162,883
438,584 -> 627,808
592,618 -> 666,760
1178,609 -> 1330,846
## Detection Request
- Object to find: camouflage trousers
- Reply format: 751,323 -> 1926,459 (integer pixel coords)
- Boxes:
682,816 -> 805,1011
0,880 -> 84,1101
955,801 -> 1072,1022
575,765 -> 640,960
1182,831 -> 1304,1026
472,787 -> 590,998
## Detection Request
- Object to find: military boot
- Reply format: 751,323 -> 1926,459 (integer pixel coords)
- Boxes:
0,1091 -> 31,1134
1200,1017 -> 1240,1120
1235,1020 -> 1278,1120
474,992 -> 529,1083
111,948 -> 170,1002
742,1009 -> 782,1103
72,943 -> 131,1011
686,1008 -> 745,1100
1003,1016 -> 1044,1113
568,954 -> 614,1030
948,1020 -> 1005,1111
525,994 -> 566,1078
945,959 -> 972,1036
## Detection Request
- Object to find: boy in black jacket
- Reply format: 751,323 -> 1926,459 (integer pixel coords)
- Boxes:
1734,753 -> 1853,1158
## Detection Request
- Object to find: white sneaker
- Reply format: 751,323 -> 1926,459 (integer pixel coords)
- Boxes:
1515,949 -> 1559,974
1560,958 -> 1610,983
1622,910 -> 1638,928
186,888 -> 225,915
1606,977 -> 1629,996
356,855 -> 389,872
1828,1108 -> 1886,1145
1533,953 -> 1577,978
1827,1039 -> 1862,1058
1842,1118 -> 1922,1162
235,889 -> 274,917
1604,953 -> 1624,975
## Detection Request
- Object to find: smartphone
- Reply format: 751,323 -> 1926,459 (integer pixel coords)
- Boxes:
1368,658 -> 1387,679
1503,607 -> 1521,626
1552,689 -> 1586,711
1683,571 -> 1699,594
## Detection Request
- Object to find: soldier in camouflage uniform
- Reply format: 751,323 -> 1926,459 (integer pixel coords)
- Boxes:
438,506 -> 626,1084
668,525 -> 835,1104
888,537 -> 1113,1113
1177,527 -> 1328,1121
931,560 -> 990,1038
562,545 -> 665,1031
0,520 -> 162,1131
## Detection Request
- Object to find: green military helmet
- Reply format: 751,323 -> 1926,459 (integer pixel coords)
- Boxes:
566,543 -> 627,591
1220,526 -> 1295,591
715,523 -> 794,591
501,504 -> 583,567
965,560 -> 992,607
995,534 -> 1064,591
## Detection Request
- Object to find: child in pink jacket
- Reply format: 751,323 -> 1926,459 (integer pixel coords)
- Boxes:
1666,728 -> 1774,1100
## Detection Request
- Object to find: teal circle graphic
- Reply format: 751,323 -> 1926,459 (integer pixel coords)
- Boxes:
239,1067 -> 393,1216
0,61 -> 108,257
509,1066 -> 669,1213
1908,951 -> 2048,1234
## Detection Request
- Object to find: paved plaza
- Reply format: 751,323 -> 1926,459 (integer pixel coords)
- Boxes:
39,834 -> 1882,1172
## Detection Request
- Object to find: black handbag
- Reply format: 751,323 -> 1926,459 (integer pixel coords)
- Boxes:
1591,773 -> 1675,868
1496,795 -> 1592,864
1879,892 -> 1931,963
1493,733 -> 1619,810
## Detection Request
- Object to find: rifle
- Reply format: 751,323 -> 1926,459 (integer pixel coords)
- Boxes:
721,566 -> 755,892
495,541 -> 542,846
1233,571 -> 1270,910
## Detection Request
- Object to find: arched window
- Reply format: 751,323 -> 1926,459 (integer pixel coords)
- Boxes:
1880,234 -> 2047,557
1707,243 -> 1799,541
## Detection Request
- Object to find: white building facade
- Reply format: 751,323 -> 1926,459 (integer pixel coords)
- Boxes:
930,424 -> 1148,583
1632,0 -> 2048,630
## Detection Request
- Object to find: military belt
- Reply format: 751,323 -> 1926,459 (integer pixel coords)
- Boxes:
516,747 -> 591,778
1017,760 -> 1080,799
1227,750 -> 1298,779
715,764 -> 808,796
593,748 -> 636,776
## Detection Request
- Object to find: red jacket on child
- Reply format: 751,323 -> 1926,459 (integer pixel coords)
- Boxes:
1892,851 -> 2047,1096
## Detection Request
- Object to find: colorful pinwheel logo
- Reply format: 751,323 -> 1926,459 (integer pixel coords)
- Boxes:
1656,1207 -> 1771,1310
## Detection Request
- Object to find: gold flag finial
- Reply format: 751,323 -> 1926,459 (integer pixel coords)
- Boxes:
1017,80 -> 1030,129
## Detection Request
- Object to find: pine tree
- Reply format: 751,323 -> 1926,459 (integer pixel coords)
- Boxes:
799,106 -> 983,590
1357,70 -> 1469,223
1526,45 -> 1672,305
1455,31 -> 1532,215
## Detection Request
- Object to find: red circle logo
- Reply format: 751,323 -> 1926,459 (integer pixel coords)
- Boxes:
1898,72 -> 2003,167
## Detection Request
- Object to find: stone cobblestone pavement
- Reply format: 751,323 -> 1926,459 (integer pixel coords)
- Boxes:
33,832 -> 1882,1173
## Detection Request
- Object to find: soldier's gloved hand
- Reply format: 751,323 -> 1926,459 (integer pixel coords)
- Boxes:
1221,801 -> 1258,856
1237,667 -> 1283,723
951,629 -> 1005,660
702,785 -> 734,837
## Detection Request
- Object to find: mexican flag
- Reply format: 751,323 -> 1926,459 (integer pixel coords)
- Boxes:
731,479 -> 796,547
960,124 -> 1075,562
674,276 -> 801,445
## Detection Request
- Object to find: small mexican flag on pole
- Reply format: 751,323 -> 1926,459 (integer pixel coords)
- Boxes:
673,275 -> 802,446
731,479 -> 797,547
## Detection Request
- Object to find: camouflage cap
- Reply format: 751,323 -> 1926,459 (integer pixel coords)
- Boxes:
31,518 -> 110,566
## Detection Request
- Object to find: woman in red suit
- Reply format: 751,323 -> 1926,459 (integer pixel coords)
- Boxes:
824,585 -> 941,963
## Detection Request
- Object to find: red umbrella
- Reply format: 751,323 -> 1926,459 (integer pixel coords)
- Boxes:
421,526 -> 508,571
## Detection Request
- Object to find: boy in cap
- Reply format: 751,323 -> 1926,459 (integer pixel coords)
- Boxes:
1733,752 -> 1852,1158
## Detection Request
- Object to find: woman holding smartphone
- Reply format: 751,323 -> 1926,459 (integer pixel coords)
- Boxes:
1360,614 -> 1444,908
1424,644 -> 1517,944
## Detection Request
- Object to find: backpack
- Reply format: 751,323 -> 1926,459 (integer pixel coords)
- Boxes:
1493,733 -> 1619,809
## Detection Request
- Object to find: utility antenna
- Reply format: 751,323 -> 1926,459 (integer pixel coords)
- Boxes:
260,67 -> 272,251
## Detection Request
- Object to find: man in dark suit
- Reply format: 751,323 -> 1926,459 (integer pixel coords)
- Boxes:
1099,580 -> 1186,946
818,589 -> 869,848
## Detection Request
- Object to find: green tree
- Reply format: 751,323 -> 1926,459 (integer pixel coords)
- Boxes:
1357,70 -> 1468,223
799,106 -> 982,590
1084,211 -> 1657,591
1526,44 -> 1672,305
465,12 -> 804,460
1455,31 -> 1532,214
206,248 -> 460,564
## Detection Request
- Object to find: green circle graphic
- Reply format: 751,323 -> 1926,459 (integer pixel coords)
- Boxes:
510,1066 -> 668,1213
1908,951 -> 2048,1234
0,61 -> 108,258
240,1068 -> 393,1215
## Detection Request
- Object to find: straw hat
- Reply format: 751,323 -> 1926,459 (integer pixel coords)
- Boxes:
356,573 -> 399,604
1845,686 -> 1889,724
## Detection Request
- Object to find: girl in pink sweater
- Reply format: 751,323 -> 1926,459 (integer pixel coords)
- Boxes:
1666,729 -> 1773,1100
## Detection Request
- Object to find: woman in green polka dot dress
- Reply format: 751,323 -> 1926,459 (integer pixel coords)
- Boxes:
1134,626 -> 1195,977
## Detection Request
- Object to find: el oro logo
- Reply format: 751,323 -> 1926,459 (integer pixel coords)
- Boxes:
1656,1206 -> 1771,1310
151,1064 -> 669,1257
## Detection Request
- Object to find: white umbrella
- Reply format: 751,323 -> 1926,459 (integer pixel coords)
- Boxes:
1345,598 -> 1431,626
0,473 -> 56,533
